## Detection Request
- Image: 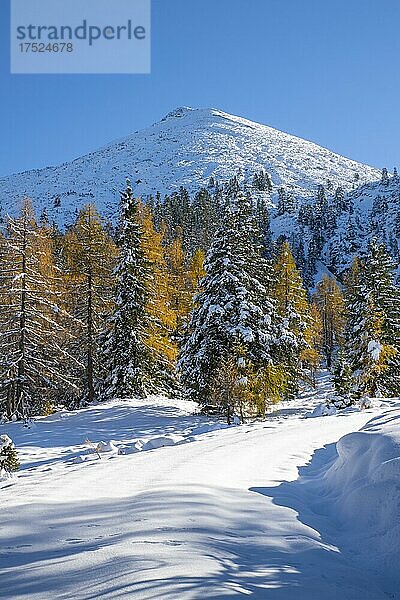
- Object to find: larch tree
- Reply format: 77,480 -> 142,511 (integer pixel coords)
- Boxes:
138,202 -> 178,393
313,274 -> 346,368
62,204 -> 117,404
273,241 -> 316,396
0,200 -> 79,419
165,234 -> 193,338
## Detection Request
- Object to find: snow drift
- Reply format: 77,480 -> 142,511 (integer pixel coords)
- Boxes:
323,407 -> 400,591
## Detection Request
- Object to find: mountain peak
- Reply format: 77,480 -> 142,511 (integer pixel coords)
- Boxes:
161,106 -> 198,121
0,107 -> 380,226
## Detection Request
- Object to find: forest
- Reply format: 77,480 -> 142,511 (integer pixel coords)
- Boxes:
1,176 -> 399,422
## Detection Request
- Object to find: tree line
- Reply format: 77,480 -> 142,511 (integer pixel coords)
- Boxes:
0,178 -> 399,421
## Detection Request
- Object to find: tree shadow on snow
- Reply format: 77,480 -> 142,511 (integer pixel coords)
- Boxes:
250,443 -> 391,600
0,470 -> 388,600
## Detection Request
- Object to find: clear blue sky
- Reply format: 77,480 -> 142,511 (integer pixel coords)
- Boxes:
1,0 -> 399,177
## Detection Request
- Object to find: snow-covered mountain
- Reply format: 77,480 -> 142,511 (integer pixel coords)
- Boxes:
0,106 -> 381,225
271,172 -> 400,283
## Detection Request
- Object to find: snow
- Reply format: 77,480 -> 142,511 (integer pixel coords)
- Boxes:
0,107 -> 379,227
141,434 -> 185,450
368,339 -> 383,361
0,376 -> 399,599
0,433 -> 13,451
96,440 -> 119,454
305,402 -> 337,417
301,407 -> 400,594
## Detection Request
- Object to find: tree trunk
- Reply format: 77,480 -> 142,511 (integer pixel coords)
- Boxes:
16,222 -> 27,418
86,266 -> 95,404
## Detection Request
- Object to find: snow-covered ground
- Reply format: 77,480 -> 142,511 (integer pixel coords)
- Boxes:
1,374 -> 399,599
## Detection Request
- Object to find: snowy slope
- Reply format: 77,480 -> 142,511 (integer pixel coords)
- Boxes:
1,375 -> 399,599
325,176 -> 400,273
0,107 -> 380,225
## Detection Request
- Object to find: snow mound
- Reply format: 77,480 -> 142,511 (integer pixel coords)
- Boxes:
0,434 -> 13,451
70,455 -> 86,464
96,440 -> 118,454
118,439 -> 146,455
141,434 -> 185,451
323,407 -> 400,590
190,423 -> 231,436
305,403 -> 337,418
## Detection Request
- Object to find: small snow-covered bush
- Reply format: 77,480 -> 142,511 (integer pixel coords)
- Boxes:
0,434 -> 20,473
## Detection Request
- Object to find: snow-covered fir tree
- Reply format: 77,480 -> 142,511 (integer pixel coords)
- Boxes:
341,240 -> 400,400
0,434 -> 20,474
179,188 -> 282,417
100,180 -> 154,399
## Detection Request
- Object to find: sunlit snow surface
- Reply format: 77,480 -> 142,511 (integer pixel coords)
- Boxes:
1,373 -> 399,599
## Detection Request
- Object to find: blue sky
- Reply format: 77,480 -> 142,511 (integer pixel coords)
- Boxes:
1,0 -> 399,177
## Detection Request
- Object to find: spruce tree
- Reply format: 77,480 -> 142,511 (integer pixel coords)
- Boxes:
0,434 -> 20,473
342,241 -> 399,399
179,190 -> 280,415
101,180 -> 152,399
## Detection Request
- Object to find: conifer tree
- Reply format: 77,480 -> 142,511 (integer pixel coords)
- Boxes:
273,242 -> 316,396
100,181 -> 152,399
179,190 -> 280,416
62,204 -> 117,404
166,234 -> 193,337
0,200 -> 79,418
313,274 -> 346,368
0,434 -> 20,473
381,167 -> 389,186
341,240 -> 400,399
138,203 -> 178,392
277,187 -> 287,215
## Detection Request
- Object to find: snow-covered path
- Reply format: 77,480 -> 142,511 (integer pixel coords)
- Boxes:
1,379 -> 398,599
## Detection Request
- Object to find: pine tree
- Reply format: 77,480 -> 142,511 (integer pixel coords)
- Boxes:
334,186 -> 347,214
255,196 -> 273,257
277,187 -> 287,215
381,167 -> 390,186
